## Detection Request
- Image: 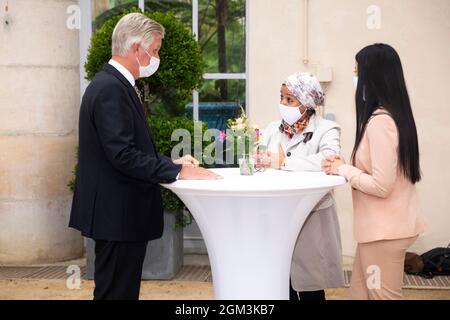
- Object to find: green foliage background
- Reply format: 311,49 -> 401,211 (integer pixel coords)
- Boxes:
148,116 -> 209,228
71,1 -> 247,228
69,116 -> 209,229
90,0 -> 247,107
85,9 -> 204,116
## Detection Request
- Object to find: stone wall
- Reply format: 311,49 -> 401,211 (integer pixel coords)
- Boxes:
0,0 -> 83,264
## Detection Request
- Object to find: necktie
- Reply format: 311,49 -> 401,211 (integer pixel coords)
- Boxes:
133,85 -> 143,104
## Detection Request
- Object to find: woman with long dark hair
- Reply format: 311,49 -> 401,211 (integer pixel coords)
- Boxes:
322,43 -> 426,299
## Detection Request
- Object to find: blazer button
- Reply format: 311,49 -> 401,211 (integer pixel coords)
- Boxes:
286,152 -> 291,157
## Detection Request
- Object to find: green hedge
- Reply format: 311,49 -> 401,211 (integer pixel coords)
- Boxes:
69,117 -> 209,229
85,9 -> 204,116
148,116 -> 208,229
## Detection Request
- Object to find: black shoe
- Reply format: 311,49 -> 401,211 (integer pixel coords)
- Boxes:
298,290 -> 326,301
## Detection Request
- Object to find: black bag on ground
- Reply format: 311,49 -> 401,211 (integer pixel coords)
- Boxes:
421,245 -> 450,276
404,243 -> 450,278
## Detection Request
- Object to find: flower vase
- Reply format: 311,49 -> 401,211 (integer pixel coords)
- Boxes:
239,155 -> 255,176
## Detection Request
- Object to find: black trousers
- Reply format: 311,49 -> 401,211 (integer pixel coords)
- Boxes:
290,278 -> 326,301
93,240 -> 148,300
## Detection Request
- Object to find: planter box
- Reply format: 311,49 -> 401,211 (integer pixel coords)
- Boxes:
85,210 -> 184,280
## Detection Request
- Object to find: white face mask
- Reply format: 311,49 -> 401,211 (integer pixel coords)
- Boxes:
279,103 -> 303,126
136,47 -> 160,78
353,76 -> 358,89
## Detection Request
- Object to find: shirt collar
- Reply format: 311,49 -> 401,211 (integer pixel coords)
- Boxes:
108,59 -> 135,87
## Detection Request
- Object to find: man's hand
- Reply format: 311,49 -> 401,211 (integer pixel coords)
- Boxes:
173,155 -> 200,167
179,166 -> 223,180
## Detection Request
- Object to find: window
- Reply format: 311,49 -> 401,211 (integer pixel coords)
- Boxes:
80,0 -> 248,124
193,0 -> 247,124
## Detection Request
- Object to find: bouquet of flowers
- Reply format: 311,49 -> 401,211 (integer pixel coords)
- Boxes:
223,106 -> 260,175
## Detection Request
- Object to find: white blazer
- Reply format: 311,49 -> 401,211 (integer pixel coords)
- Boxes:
260,114 -> 341,210
260,114 -> 344,291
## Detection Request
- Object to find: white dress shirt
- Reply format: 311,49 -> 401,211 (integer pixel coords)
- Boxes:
108,59 -> 136,86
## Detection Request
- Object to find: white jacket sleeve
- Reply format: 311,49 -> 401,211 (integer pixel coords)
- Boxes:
283,127 -> 341,172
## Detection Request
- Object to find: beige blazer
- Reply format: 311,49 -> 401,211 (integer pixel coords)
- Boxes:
338,111 -> 427,243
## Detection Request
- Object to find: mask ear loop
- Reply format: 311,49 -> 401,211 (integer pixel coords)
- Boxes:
136,44 -> 152,66
135,46 -> 143,67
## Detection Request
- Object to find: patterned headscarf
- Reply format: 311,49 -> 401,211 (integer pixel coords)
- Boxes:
284,72 -> 324,110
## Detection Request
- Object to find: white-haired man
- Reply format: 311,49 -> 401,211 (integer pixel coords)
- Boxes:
69,13 -> 221,300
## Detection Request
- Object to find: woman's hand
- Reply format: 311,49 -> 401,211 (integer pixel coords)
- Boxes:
256,144 -> 286,169
321,155 -> 346,175
173,155 -> 200,167
272,144 -> 286,169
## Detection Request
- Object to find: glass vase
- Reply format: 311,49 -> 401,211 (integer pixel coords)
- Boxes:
239,155 -> 255,176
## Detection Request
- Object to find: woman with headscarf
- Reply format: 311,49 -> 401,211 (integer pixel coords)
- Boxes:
258,72 -> 344,300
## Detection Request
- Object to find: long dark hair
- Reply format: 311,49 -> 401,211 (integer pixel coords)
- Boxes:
352,43 -> 421,183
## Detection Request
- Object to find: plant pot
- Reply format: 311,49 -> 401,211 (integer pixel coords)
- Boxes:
85,210 -> 184,280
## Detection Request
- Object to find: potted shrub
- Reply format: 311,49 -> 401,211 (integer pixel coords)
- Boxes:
85,9 -> 204,117
141,116 -> 209,279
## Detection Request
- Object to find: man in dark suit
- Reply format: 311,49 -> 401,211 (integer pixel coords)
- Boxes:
69,13 -> 221,300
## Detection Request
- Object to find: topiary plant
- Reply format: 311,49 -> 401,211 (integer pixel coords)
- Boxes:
147,115 -> 209,229
85,9 -> 204,116
92,1 -> 192,32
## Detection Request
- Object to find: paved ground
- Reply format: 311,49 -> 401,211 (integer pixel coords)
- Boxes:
0,255 -> 449,300
0,279 -> 449,300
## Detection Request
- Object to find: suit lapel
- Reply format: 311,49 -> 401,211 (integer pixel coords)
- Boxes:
285,132 -> 304,151
284,115 -> 317,151
127,86 -> 147,120
102,64 -> 159,155
102,64 -> 146,121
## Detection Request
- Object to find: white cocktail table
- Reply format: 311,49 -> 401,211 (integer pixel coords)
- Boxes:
162,168 -> 346,300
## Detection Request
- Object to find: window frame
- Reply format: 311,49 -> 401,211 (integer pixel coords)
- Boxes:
78,0 -> 249,119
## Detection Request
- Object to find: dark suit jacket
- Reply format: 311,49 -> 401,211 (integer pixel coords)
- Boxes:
69,63 -> 182,242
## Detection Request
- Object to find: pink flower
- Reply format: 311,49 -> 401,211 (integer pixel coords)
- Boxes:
219,131 -> 227,143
